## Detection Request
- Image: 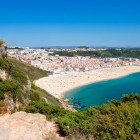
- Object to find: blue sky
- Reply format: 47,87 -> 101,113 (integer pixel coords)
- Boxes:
0,0 -> 140,47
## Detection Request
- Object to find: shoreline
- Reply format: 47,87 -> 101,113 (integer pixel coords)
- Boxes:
63,69 -> 140,96
35,66 -> 140,102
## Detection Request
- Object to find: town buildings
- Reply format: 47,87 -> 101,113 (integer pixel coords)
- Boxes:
8,48 -> 140,73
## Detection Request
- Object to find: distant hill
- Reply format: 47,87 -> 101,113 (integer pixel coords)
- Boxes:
52,48 -> 140,58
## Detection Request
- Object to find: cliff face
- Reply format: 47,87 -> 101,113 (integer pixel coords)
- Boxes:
0,57 -> 31,113
0,41 -> 63,139
0,42 -> 7,58
0,56 -> 61,114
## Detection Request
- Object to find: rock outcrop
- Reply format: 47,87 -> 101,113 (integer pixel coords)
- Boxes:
4,93 -> 15,112
0,70 -> 10,80
0,111 -> 63,140
0,41 -> 7,58
0,70 -> 6,79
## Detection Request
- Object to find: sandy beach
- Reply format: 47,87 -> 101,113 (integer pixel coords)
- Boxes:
35,66 -> 140,100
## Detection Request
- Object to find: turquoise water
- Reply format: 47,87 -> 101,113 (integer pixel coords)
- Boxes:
64,72 -> 140,110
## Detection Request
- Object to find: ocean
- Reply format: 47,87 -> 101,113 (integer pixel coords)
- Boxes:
64,72 -> 140,110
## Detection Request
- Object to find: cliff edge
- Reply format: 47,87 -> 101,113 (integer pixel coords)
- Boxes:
0,111 -> 63,140
0,40 -> 7,58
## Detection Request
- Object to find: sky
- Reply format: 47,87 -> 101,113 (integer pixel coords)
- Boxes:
0,0 -> 140,47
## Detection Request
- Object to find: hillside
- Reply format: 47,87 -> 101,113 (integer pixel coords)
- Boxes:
0,57 -> 140,139
0,40 -> 140,139
26,94 -> 140,140
8,57 -> 49,82
0,57 -> 61,113
51,48 -> 140,58
0,40 -> 7,58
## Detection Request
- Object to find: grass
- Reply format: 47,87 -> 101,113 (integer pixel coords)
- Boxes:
0,57 -> 62,111
30,84 -> 62,106
7,57 -> 62,106
8,57 -> 48,81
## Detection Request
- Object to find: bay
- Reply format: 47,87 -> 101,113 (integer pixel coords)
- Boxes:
64,72 -> 140,110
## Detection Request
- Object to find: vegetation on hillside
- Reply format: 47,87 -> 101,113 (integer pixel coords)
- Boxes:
0,57 -> 61,113
26,94 -> 140,140
29,84 -> 62,106
51,48 -> 140,58
0,58 -> 27,103
8,57 -> 48,81
0,40 -> 139,139
0,58 -> 27,84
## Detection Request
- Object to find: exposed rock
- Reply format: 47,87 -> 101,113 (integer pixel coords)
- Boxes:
0,41 -> 7,58
0,69 -> 10,80
4,93 -> 16,113
0,70 -> 7,80
0,111 -> 63,140
24,77 -> 31,90
26,78 -> 31,89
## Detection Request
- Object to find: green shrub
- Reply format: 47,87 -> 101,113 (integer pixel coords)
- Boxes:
8,57 -> 48,81
0,91 -> 4,100
25,94 -> 140,139
0,58 -> 27,84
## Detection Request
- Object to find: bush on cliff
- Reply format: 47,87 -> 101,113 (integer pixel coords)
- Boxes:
0,58 -> 61,112
25,94 -> 140,140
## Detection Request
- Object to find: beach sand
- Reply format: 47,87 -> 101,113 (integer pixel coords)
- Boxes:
35,66 -> 140,100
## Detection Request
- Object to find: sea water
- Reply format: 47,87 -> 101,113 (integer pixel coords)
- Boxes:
64,72 -> 140,110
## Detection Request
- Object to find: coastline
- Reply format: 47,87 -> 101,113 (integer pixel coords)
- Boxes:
35,66 -> 140,101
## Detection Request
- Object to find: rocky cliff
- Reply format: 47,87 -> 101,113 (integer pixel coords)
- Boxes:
0,40 -> 63,139
0,40 -> 7,58
0,57 -> 31,113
